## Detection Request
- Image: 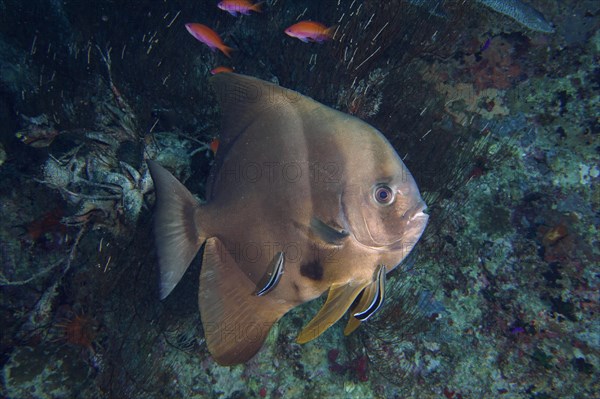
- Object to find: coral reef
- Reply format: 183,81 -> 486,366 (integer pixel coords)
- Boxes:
0,0 -> 598,398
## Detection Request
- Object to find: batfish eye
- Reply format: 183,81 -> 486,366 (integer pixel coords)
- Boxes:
373,185 -> 394,205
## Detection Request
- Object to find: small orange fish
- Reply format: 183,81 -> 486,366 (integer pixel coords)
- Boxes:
284,21 -> 335,43
218,0 -> 263,16
185,23 -> 234,58
210,66 -> 234,75
209,137 -> 220,155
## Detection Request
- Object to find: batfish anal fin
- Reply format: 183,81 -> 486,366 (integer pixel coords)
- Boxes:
296,280 -> 370,344
200,237 -> 290,366
147,160 -> 206,299
310,217 -> 349,245
343,265 -> 387,335
254,251 -> 285,296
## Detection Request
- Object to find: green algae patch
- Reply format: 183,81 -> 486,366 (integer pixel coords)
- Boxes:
478,202 -> 512,237
3,345 -> 91,399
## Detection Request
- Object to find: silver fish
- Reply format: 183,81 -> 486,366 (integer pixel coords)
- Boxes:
148,73 -> 429,365
408,0 -> 554,33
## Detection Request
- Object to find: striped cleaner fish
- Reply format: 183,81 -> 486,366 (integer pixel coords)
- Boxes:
147,74 -> 429,365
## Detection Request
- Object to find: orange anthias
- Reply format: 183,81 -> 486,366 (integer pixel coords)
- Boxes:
218,0 -> 263,16
210,66 -> 234,75
284,21 -> 335,43
185,23 -> 234,58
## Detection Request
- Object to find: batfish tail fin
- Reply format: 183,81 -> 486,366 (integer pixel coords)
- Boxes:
147,160 -> 207,299
200,237 -> 290,366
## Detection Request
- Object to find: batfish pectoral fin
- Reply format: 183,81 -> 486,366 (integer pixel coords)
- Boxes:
343,265 -> 387,336
254,251 -> 285,296
310,217 -> 349,245
199,237 -> 290,366
296,280 -> 371,344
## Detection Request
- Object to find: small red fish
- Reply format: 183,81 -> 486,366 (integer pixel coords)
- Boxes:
185,23 -> 234,58
218,0 -> 263,16
210,66 -> 234,75
284,21 -> 335,43
25,207 -> 65,242
209,137 -> 220,155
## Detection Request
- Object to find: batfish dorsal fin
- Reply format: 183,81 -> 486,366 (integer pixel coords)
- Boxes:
199,237 -> 290,366
207,73 -> 316,200
210,73 -> 313,147
296,280 -> 371,344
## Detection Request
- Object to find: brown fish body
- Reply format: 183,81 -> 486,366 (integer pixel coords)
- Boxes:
148,74 -> 428,365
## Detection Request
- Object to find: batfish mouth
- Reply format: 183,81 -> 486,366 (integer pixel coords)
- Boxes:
365,200 -> 429,251
406,201 -> 429,223
402,200 -> 429,232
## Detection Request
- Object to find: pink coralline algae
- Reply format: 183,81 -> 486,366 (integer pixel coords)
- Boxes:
327,349 -> 369,382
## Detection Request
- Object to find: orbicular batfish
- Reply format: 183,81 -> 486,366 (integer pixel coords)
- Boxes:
147,73 -> 429,365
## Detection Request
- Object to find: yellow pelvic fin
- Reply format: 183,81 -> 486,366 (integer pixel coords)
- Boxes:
296,280 -> 370,344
